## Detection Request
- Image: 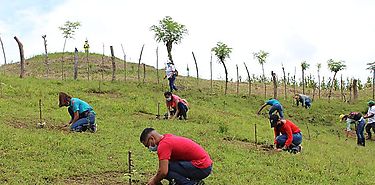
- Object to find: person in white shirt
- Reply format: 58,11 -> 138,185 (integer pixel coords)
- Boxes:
364,100 -> 375,140
164,62 -> 178,92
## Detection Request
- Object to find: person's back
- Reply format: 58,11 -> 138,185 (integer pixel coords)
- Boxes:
266,98 -> 280,106
70,98 -> 95,114
274,119 -> 301,136
158,134 -> 212,168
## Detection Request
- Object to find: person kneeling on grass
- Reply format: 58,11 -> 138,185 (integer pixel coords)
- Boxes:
294,94 -> 312,109
270,114 -> 302,153
164,91 -> 189,120
340,112 -> 365,146
58,92 -> 97,132
140,128 -> 212,185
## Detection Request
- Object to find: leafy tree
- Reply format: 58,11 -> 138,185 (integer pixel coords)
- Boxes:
58,21 -> 81,80
301,61 -> 310,94
212,42 -> 232,95
150,16 -> 188,64
367,62 -> 375,99
253,50 -> 269,98
327,59 -> 346,101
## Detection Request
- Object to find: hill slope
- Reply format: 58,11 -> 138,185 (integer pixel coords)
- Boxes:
0,53 -> 374,184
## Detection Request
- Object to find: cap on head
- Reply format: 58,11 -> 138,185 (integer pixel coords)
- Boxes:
140,127 -> 155,143
270,114 -> 280,128
368,100 -> 375,106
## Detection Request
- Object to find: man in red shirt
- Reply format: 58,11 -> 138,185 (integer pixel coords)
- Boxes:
140,128 -> 212,185
270,114 -> 303,153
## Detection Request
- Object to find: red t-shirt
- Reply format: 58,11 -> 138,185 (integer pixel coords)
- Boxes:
157,134 -> 212,169
274,120 -> 301,147
166,94 -> 188,108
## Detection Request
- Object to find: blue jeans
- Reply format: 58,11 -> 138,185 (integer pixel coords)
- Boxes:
269,103 -> 284,119
276,132 -> 302,148
305,98 -> 311,109
357,119 -> 365,142
68,107 -> 96,132
166,161 -> 212,185
177,102 -> 188,119
168,74 -> 178,92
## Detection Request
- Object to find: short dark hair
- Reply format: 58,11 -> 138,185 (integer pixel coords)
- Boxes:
164,91 -> 172,97
270,114 -> 280,128
140,128 -> 155,143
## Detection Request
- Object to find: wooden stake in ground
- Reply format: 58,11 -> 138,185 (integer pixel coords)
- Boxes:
210,53 -> 213,91
192,51 -> 199,86
306,122 -> 311,140
138,44 -> 145,82
42,35 -> 49,78
99,43 -> 104,92
143,63 -> 146,83
293,66 -> 296,95
14,36 -> 25,78
254,124 -> 258,145
236,64 -> 239,95
73,48 -> 78,80
271,71 -> 277,99
39,99 -> 42,123
110,46 -> 116,81
121,44 -> 127,82
244,62 -> 251,96
128,151 -> 133,185
0,34 -> 6,64
156,102 -> 160,119
156,47 -> 160,84
84,40 -> 90,80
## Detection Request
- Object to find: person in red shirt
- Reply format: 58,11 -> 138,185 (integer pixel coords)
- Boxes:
140,128 -> 212,185
270,114 -> 303,153
164,92 -> 189,120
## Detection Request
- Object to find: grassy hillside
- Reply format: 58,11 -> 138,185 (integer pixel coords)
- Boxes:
0,53 -> 374,184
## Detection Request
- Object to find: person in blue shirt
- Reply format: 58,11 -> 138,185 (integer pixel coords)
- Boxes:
257,98 -> 284,119
59,92 -> 97,132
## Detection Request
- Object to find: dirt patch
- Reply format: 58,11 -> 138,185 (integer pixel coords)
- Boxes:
223,137 -> 274,152
85,88 -> 122,98
62,171 -> 125,185
5,118 -> 70,133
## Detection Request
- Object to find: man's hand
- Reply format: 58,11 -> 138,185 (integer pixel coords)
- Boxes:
257,112 -> 260,115
275,148 -> 283,152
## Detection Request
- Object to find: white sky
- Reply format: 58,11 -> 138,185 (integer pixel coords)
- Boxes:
1,0 -> 375,82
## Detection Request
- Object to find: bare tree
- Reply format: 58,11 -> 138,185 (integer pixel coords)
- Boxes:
73,48 -> 78,80
14,36 -> 25,78
271,71 -> 277,99
110,46 -> 116,81
0,34 -> 7,64
42,35 -> 49,78
282,64 -> 287,100
138,44 -> 145,82
192,51 -> 199,85
244,62 -> 251,96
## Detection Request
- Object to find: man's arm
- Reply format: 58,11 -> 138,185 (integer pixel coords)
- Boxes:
66,111 -> 79,127
148,160 -> 169,185
257,104 -> 267,114
171,100 -> 180,119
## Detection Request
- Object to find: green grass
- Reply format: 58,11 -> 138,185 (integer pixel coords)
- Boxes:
0,53 -> 374,184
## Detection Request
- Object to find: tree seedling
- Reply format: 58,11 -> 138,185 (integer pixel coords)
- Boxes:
37,99 -> 46,128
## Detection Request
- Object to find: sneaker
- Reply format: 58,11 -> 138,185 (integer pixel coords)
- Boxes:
90,124 -> 97,133
195,180 -> 205,185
